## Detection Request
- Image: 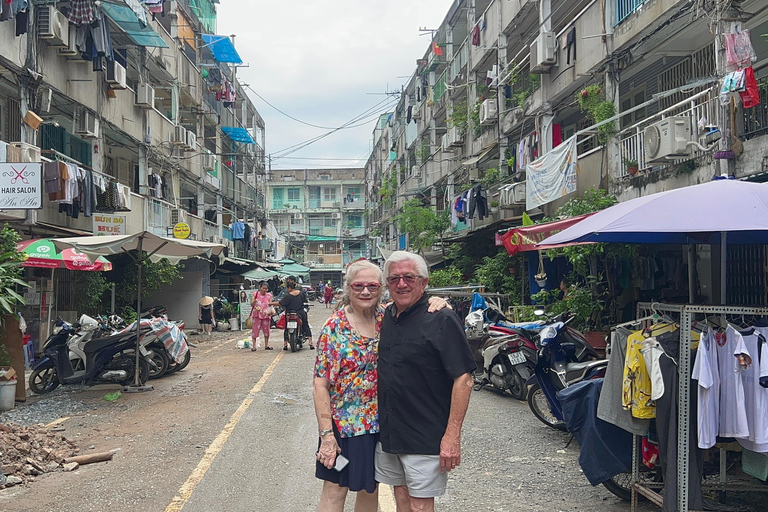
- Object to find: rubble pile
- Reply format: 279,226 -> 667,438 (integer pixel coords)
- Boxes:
0,423 -> 80,488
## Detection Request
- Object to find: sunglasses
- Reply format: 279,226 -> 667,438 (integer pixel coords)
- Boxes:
385,275 -> 420,285
350,282 -> 381,292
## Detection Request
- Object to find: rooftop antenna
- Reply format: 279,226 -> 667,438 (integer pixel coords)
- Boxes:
419,27 -> 438,36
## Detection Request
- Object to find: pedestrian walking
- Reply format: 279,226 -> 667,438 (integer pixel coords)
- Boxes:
250,282 -> 274,350
313,260 -> 450,512
376,251 -> 475,512
323,281 -> 334,308
199,296 -> 214,335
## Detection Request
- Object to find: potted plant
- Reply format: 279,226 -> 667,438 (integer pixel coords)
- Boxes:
624,158 -> 639,176
221,302 -> 239,330
490,200 -> 500,213
534,272 -> 548,288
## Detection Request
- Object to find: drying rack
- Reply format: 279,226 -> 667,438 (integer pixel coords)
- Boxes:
630,302 -> 768,511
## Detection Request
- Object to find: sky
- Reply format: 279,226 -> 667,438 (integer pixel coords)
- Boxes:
217,0 -> 453,171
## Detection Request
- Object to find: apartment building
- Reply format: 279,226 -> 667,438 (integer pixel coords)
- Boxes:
366,0 -> 768,292
0,0 -> 268,337
266,168 -> 367,285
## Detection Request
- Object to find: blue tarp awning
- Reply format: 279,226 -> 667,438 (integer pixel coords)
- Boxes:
201,34 -> 242,64
101,2 -> 168,48
221,126 -> 256,144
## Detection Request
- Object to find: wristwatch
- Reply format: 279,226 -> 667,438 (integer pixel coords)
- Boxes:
319,429 -> 333,437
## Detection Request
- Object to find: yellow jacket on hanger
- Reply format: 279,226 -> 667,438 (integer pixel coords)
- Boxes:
622,324 -> 677,419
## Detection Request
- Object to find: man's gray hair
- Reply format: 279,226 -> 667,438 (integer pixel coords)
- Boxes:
383,251 -> 429,280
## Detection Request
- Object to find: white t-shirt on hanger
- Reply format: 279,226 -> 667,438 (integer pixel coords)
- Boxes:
640,337 -> 666,401
737,327 -> 768,453
717,326 -> 749,438
692,328 -> 719,449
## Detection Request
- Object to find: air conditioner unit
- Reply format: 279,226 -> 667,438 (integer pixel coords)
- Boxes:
185,130 -> 197,151
511,181 -> 526,204
643,117 -> 693,163
480,98 -> 498,125
38,6 -> 69,47
411,165 -> 421,178
135,84 -> 155,109
202,153 -> 216,171
106,61 -> 127,89
58,24 -> 79,57
448,126 -> 463,147
331,213 -> 341,219
10,142 -> 41,163
170,208 -> 184,225
293,213 -> 303,220
75,108 -> 100,138
344,229 -> 351,236
530,31 -> 556,73
441,132 -> 451,150
171,125 -> 187,146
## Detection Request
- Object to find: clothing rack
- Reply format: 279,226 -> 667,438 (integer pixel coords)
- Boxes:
631,302 -> 768,512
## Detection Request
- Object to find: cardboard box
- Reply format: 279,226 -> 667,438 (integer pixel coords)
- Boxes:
0,366 -> 16,381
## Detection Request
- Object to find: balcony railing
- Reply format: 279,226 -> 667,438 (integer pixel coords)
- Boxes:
203,220 -> 218,242
616,0 -> 648,26
742,78 -> 768,140
618,88 -> 716,178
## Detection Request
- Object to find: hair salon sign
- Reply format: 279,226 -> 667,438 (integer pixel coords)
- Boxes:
0,163 -> 42,209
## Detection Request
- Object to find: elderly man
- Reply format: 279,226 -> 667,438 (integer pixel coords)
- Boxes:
376,251 -> 475,512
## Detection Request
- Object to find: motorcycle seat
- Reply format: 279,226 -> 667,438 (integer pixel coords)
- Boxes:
565,360 -> 602,381
85,328 -> 152,353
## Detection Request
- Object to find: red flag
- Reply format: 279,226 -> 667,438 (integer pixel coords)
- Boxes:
432,42 -> 443,56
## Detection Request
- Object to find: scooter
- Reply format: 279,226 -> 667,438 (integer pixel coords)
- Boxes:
29,315 -> 154,394
282,302 -> 312,353
465,304 -> 542,400
526,312 -> 607,430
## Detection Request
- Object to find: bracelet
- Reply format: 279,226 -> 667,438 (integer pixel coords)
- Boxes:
319,429 -> 333,437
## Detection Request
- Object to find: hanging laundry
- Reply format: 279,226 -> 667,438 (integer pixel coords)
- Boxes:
692,328 -> 719,449
566,27 -> 576,65
65,0 -> 96,26
739,66 -> 760,109
123,0 -> 147,26
471,24 -> 480,46
723,29 -> 757,68
232,221 -> 245,240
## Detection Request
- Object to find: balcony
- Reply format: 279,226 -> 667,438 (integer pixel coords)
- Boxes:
616,0 -> 648,26
617,88 -> 716,178
203,220 -> 219,242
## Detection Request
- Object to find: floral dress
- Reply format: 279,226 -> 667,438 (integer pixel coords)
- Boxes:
314,306 -> 384,438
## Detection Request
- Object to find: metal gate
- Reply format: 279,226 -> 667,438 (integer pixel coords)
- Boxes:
726,245 -> 766,306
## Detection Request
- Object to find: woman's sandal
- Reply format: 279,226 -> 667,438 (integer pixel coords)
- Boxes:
250,348 -> 257,351
265,346 -> 274,350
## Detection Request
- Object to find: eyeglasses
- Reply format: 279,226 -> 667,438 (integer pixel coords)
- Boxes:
386,275 -> 421,285
350,282 -> 381,292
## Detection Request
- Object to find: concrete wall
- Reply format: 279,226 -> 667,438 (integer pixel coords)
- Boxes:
734,135 -> 768,179
612,0 -> 682,49
143,259 -> 205,331
610,160 -> 716,203
543,148 -> 604,216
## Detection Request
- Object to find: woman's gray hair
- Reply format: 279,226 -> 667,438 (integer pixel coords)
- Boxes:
338,260 -> 383,311
383,251 -> 429,280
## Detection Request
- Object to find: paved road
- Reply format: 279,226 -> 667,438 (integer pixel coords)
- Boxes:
1,303 -> 652,511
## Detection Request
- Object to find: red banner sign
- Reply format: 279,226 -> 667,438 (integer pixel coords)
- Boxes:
501,213 -> 594,256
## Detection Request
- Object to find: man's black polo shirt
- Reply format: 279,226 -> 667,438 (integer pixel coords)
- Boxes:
378,294 -> 476,455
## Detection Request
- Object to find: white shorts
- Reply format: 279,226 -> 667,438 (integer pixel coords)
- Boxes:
374,442 -> 447,498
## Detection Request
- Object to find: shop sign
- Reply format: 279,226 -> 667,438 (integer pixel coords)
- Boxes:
173,222 -> 191,239
93,214 -> 126,236
0,163 -> 42,209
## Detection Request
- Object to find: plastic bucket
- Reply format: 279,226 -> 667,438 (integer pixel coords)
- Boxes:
0,380 -> 17,411
229,318 -> 239,331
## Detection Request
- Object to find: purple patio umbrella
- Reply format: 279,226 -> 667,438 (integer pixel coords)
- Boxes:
540,179 -> 768,302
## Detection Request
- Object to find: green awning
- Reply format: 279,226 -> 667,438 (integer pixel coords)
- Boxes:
281,262 -> 311,275
307,236 -> 337,242
242,268 -> 280,281
101,2 -> 169,48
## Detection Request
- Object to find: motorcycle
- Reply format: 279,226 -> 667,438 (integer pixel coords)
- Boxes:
29,315 -> 154,394
281,302 -> 312,353
526,312 -> 607,431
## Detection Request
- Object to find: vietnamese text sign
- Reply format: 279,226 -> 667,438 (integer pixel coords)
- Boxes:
0,163 -> 42,209
500,213 -> 595,256
93,214 -> 127,236
525,136 -> 578,211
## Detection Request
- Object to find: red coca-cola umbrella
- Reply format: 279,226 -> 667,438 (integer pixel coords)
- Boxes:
16,238 -> 112,271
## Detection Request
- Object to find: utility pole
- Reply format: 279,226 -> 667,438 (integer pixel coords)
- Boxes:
497,0 -> 508,178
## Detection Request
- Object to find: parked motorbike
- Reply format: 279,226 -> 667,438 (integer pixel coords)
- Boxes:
526,312 -> 607,430
29,315 -> 153,394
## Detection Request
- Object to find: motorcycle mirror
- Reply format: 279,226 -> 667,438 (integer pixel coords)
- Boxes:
534,307 -> 545,316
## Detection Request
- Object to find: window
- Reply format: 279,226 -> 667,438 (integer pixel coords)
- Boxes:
345,187 -> 361,204
309,186 -> 321,208
348,215 -> 363,228
287,188 -> 300,201
324,217 -> 336,227
323,187 -> 337,201
272,188 -> 284,209
620,87 -> 646,129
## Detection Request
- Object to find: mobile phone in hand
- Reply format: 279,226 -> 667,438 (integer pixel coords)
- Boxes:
334,454 -> 349,472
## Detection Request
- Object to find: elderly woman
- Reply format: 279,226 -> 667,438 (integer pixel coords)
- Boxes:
312,260 -> 448,512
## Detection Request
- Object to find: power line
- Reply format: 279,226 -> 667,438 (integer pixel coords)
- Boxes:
244,85 -> 362,130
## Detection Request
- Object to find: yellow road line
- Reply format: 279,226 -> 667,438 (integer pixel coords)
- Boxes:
44,417 -> 70,428
379,484 -> 397,511
165,350 -> 285,512
201,336 -> 240,354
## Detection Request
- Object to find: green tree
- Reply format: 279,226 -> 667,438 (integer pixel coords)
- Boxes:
73,272 -> 110,315
395,199 -> 450,254
429,267 -> 464,288
108,254 -> 183,315
0,225 -> 28,317
473,250 -> 522,304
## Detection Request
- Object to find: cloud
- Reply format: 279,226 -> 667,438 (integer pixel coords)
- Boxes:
218,0 -> 452,168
